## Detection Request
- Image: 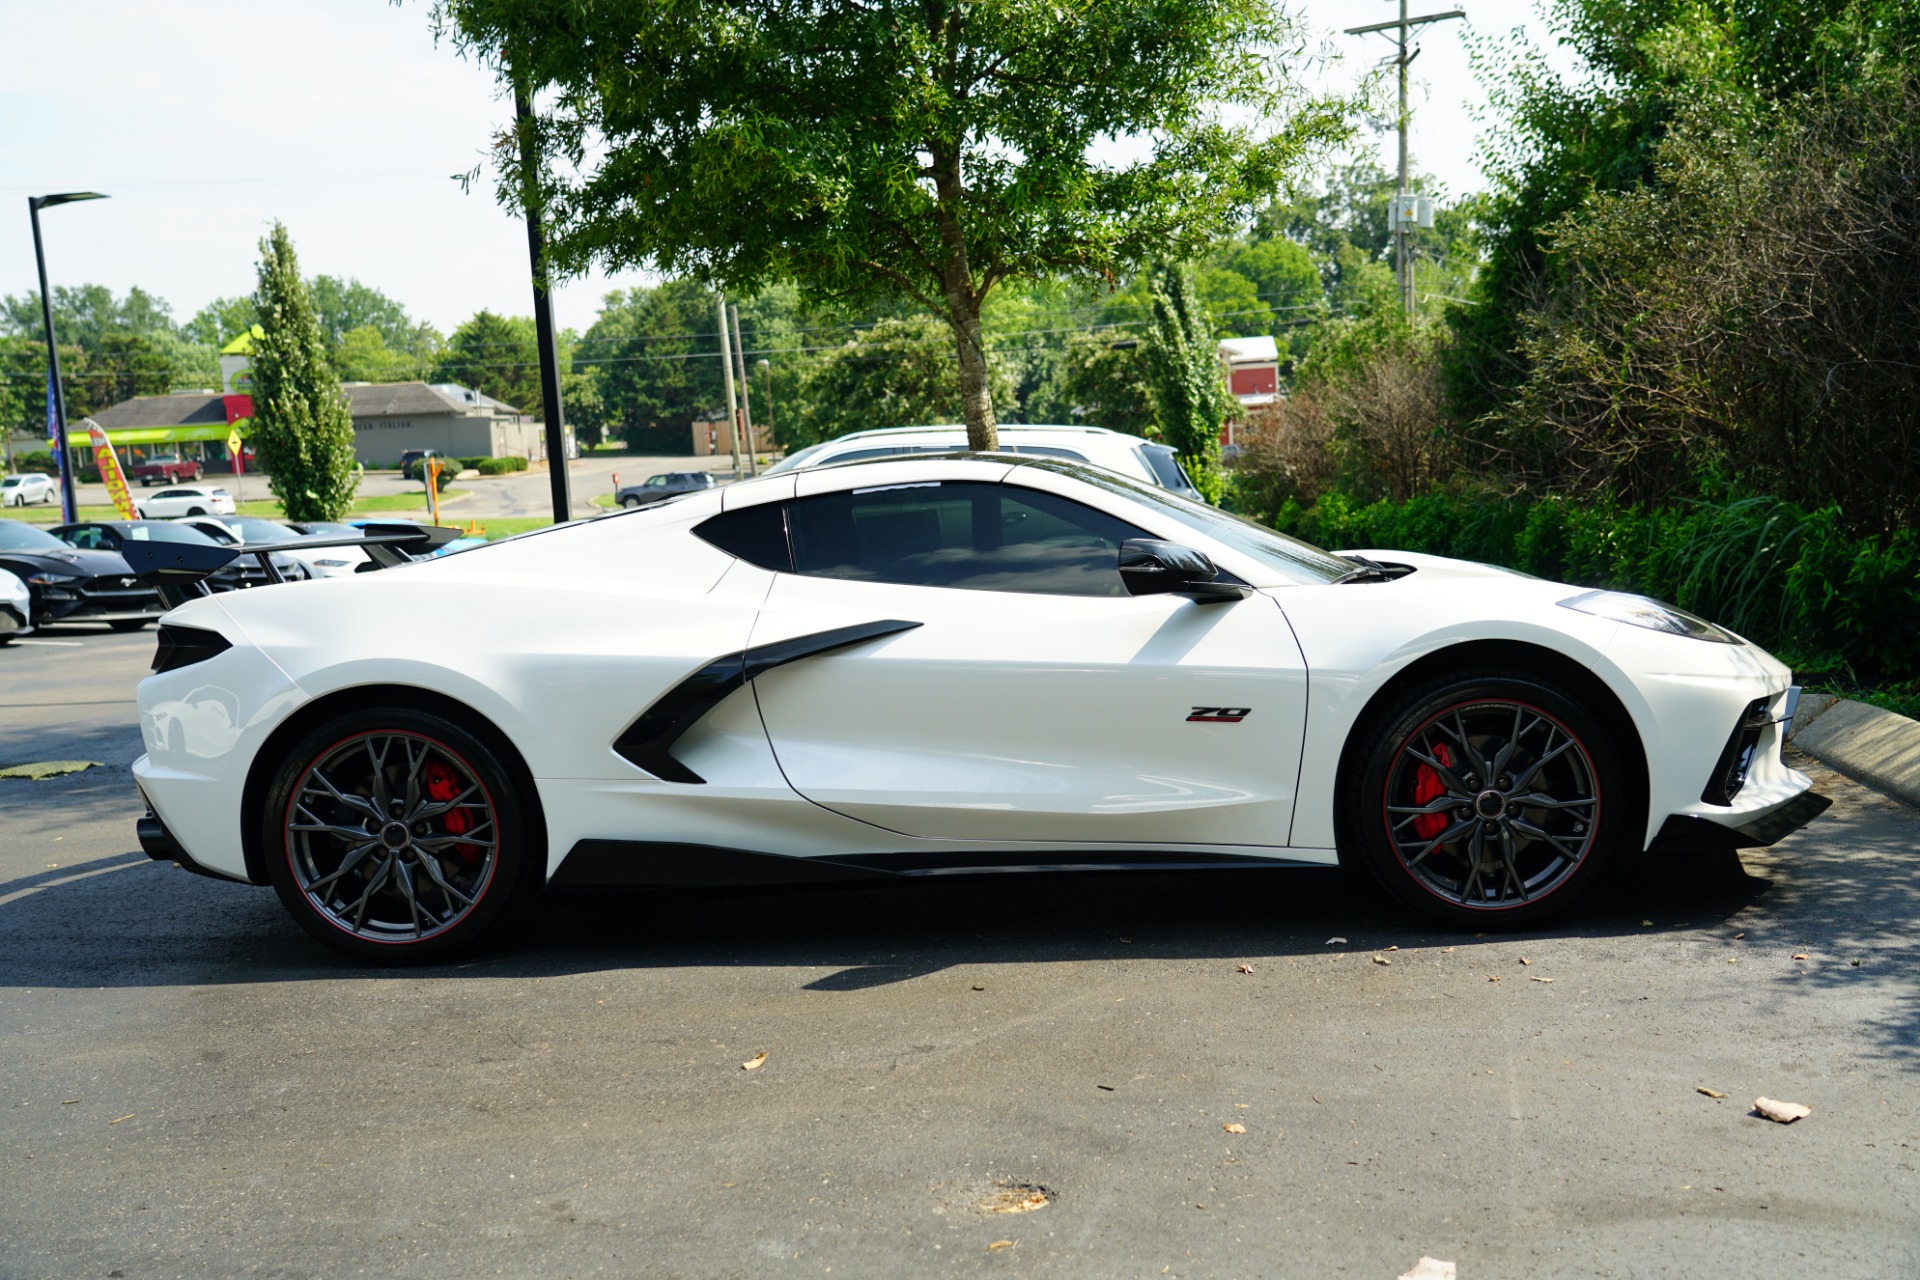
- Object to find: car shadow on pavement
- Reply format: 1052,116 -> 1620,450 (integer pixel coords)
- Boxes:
3,759 -> 1910,1068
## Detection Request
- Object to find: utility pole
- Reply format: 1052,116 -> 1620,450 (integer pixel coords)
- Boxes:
515,84 -> 573,524
716,294 -> 743,479
1346,3 -> 1463,318
727,303 -> 757,477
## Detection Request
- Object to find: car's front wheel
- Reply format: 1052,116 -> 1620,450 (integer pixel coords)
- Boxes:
622,496 -> 642,508
1344,669 -> 1631,929
262,708 -> 540,962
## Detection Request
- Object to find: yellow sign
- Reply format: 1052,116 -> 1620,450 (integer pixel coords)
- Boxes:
227,427 -> 243,457
83,419 -> 138,520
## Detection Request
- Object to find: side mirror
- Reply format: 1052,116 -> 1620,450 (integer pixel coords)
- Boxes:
1118,538 -> 1248,603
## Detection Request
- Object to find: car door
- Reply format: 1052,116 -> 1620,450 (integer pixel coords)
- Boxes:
748,476 -> 1309,846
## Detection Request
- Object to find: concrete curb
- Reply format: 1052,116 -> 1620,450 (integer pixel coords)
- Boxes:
1785,693 -> 1920,808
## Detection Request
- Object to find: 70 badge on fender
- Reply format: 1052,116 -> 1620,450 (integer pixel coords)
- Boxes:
1187,707 -> 1251,723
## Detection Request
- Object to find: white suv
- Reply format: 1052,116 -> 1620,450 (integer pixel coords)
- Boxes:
763,425 -> 1202,499
2,473 -> 58,506
135,484 -> 237,518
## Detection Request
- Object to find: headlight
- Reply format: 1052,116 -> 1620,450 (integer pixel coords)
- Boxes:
1559,590 -> 1740,643
27,572 -> 82,586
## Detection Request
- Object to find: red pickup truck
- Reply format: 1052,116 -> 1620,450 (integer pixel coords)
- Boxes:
131,454 -> 204,486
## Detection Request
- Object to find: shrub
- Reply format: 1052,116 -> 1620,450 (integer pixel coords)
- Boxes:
1277,487 -> 1920,684
459,456 -> 489,471
475,456 -> 529,475
16,451 -> 57,475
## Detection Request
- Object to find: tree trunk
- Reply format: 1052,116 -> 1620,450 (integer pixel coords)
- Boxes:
947,293 -> 998,452
932,143 -> 998,452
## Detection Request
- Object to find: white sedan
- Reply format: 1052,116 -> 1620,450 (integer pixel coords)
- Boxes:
0,566 -> 32,643
3,473 -> 58,506
135,484 -> 236,519
128,456 -> 1826,961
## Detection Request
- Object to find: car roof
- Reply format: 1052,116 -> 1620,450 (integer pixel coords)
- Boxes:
825,423 -> 1135,443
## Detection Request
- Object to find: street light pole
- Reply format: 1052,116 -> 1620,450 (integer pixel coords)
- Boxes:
26,191 -> 108,523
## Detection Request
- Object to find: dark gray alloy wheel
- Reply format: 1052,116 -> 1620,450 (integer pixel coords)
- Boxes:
263,708 -> 538,962
1346,670 -> 1631,928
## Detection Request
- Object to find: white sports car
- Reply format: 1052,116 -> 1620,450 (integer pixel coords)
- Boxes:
128,456 -> 1827,961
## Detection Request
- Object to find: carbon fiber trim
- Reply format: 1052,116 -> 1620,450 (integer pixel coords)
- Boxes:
612,618 -> 922,784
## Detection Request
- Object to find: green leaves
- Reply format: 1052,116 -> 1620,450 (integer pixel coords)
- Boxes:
437,0 -> 1350,441
247,224 -> 360,523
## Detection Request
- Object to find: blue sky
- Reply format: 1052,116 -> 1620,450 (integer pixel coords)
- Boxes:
0,0 -> 1577,336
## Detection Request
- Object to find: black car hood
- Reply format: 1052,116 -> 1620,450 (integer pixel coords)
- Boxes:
0,546 -> 142,578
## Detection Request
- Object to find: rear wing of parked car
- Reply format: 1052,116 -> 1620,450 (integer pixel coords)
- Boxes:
122,522 -> 467,608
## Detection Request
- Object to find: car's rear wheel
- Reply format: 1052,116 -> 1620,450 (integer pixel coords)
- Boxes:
622,496 -> 642,508
187,506 -> 207,516
263,709 -> 540,962
1344,669 -> 1630,929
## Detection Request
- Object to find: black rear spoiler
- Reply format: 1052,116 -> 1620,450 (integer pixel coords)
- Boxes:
124,522 -> 467,608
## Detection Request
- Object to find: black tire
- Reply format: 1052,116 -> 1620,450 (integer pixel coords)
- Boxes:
622,496 -> 642,508
107,619 -> 151,632
187,506 -> 208,516
262,707 -> 540,962
1341,668 -> 1631,929
140,479 -> 153,487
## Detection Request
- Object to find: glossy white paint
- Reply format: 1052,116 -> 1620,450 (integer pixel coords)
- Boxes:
131,457 -> 1813,893
0,567 -> 33,636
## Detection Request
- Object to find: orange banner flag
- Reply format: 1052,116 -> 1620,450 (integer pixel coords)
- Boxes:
83,419 -> 138,520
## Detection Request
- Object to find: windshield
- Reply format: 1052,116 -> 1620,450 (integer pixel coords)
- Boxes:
0,520 -> 69,551
226,517 -> 300,543
124,522 -> 216,544
1022,460 -> 1353,585
762,441 -> 835,475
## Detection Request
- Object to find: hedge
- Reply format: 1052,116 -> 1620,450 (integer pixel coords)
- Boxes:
476,456 -> 528,475
1274,490 -> 1920,685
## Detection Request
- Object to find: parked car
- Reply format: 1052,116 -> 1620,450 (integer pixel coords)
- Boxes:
400,449 -> 453,481
0,518 -> 163,630
2,473 -> 58,507
130,453 -> 204,486
614,471 -> 719,508
171,516 -> 353,580
0,565 -> 32,644
129,454 -> 1825,961
134,485 -> 237,519
763,425 -> 1204,499
51,520 -> 303,590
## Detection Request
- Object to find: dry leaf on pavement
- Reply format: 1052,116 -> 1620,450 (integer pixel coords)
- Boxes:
1791,953 -> 1808,960
1326,936 -> 1347,945
1754,1097 -> 1811,1123
987,1240 -> 1015,1252
1373,956 -> 1391,966
741,1051 -> 768,1071
1530,976 -> 1553,983
1519,957 -> 1531,965
1237,964 -> 1254,974
1398,1258 -> 1457,1280
1224,1122 -> 1246,1134
1697,1087 -> 1728,1099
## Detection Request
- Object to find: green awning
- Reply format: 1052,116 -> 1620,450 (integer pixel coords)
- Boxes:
73,423 -> 236,447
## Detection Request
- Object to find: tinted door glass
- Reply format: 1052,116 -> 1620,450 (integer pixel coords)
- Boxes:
787,481 -> 1145,597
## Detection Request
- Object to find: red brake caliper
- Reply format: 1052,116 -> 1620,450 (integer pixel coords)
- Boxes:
423,759 -> 479,865
1411,743 -> 1454,841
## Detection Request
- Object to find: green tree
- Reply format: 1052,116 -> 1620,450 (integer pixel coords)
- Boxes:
436,310 -> 543,411
248,224 -> 360,521
182,295 -> 260,348
1027,330 -> 1157,437
438,0 -> 1348,452
1143,262 -> 1234,500
335,325 -> 418,383
308,276 -> 416,351
791,314 -> 1014,448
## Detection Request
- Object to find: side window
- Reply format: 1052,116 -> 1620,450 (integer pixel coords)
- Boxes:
1007,446 -> 1090,462
67,527 -> 105,549
786,481 -> 1146,597
817,446 -> 906,466
693,503 -> 794,572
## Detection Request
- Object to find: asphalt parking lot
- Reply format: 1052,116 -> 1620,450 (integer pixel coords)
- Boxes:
2,628 -> 1916,1279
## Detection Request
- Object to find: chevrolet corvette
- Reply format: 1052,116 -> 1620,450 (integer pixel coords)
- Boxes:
127,456 -> 1827,961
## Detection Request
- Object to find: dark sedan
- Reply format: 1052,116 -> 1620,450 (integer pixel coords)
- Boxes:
0,519 -> 164,630
49,520 -> 303,591
614,471 -> 719,508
